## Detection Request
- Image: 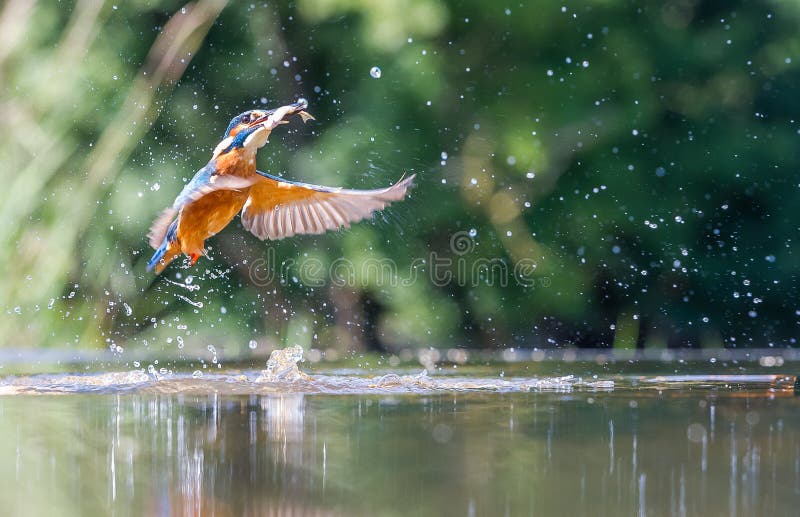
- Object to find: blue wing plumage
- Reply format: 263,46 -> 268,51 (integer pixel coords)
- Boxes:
147,160 -> 254,250
172,162 -> 217,209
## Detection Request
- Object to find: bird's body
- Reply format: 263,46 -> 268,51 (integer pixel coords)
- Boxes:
147,100 -> 415,274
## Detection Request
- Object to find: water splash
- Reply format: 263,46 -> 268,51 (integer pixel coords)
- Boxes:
175,294 -> 203,308
358,371 -> 613,392
147,364 -> 161,380
0,370 -> 150,394
0,344 -> 795,395
2,371 -> 794,396
163,277 -> 201,291
258,345 -> 308,382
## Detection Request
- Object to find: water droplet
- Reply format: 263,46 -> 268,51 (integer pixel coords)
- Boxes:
369,66 -> 382,79
248,339 -> 258,349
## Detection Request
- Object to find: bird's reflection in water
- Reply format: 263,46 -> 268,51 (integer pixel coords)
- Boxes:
151,393 -> 337,517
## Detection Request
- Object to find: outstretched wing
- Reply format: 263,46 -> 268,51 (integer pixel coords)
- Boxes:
240,172 -> 416,241
147,163 -> 255,249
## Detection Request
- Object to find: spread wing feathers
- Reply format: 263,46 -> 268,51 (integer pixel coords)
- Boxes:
241,173 -> 416,241
147,163 -> 256,249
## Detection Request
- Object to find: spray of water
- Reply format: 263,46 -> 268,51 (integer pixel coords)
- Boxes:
259,345 -> 308,382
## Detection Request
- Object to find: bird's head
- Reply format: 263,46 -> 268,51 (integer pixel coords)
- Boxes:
212,99 -> 313,158
224,109 -> 274,140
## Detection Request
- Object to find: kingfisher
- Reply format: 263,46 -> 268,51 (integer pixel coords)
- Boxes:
146,99 -> 415,274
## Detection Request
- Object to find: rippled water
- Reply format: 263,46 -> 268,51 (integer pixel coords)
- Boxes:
1,348 -> 799,516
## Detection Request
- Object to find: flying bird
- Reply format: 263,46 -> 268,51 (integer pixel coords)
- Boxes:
146,99 -> 415,274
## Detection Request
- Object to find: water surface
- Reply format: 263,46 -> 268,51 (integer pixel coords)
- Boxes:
1,352 -> 798,516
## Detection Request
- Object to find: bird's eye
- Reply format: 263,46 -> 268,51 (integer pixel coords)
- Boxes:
241,114 -> 251,124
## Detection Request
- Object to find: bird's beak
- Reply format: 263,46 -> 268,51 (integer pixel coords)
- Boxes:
249,110 -> 276,127
233,100 -> 316,153
250,99 -> 315,131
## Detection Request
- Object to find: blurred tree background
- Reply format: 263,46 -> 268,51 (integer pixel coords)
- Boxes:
2,0 -> 798,355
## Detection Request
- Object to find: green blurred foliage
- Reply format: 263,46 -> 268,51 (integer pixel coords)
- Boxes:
1,0 -> 799,353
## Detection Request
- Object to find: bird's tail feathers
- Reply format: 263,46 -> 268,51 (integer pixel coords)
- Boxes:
149,247 -> 181,274
147,220 -> 180,274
